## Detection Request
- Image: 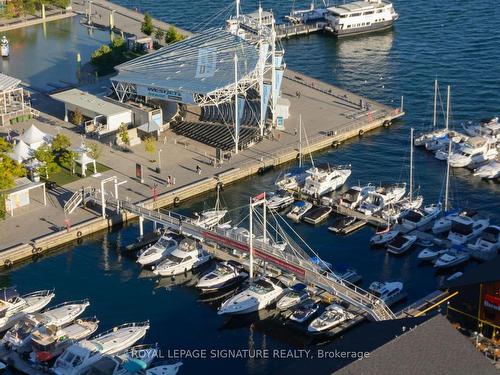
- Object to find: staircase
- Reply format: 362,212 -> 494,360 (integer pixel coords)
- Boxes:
64,187 -> 96,214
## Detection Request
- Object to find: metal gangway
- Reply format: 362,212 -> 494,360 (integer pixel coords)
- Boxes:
96,192 -> 395,321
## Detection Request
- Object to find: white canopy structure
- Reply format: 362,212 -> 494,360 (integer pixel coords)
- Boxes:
19,124 -> 51,150
9,139 -> 33,163
72,151 -> 96,177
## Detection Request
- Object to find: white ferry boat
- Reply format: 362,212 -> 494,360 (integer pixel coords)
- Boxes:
324,0 -> 398,36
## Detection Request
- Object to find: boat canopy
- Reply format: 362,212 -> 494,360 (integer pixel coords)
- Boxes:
291,283 -> 307,292
1,286 -> 19,301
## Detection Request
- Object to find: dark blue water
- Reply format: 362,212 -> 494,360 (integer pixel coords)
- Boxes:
2,1 -> 499,374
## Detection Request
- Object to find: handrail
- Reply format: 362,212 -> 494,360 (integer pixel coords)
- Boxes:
93,320 -> 150,338
42,298 -> 90,311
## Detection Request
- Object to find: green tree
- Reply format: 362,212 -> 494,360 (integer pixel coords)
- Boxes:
71,108 -> 83,126
118,123 -> 130,148
0,139 -> 27,219
141,13 -> 154,36
34,144 -> 59,179
164,26 -> 184,44
143,137 -> 156,161
87,142 -> 103,161
154,28 -> 164,41
51,133 -> 71,154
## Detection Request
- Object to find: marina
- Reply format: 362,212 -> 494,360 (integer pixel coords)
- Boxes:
0,0 -> 498,374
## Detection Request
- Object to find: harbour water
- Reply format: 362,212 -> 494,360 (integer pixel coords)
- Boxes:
1,1 -> 499,374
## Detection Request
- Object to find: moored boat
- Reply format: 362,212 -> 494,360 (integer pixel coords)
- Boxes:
196,261 -> 248,292
307,304 -> 353,333
286,201 -> 313,222
303,205 -> 332,224
137,235 -> 178,267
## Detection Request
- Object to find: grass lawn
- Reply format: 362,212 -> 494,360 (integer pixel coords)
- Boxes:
44,163 -> 111,186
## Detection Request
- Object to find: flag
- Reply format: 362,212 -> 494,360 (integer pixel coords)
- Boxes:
253,192 -> 266,202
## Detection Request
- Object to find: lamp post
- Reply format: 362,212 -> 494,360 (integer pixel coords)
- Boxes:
157,149 -> 162,173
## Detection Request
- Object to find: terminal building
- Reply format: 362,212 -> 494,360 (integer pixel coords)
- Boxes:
111,6 -> 287,153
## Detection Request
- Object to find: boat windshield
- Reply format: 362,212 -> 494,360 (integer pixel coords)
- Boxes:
249,282 -> 273,294
214,265 -> 232,277
156,237 -> 174,248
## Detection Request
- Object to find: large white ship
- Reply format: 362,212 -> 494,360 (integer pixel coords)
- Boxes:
324,0 -> 398,36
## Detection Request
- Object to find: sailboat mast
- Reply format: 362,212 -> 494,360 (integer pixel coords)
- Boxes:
249,197 -> 253,279
410,127 -> 414,203
445,85 -> 451,131
299,115 -> 302,167
433,79 -> 438,128
444,141 -> 451,211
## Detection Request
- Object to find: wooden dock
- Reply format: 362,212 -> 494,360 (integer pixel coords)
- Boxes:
332,205 -> 387,227
276,22 -> 325,39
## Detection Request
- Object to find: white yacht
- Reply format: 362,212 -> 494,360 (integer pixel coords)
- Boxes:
286,201 -> 313,222
30,317 -> 100,363
324,0 -> 398,37
266,190 -> 295,211
386,233 -> 417,255
401,205 -> 441,231
52,321 -> 150,375
462,117 -> 499,141
338,184 -> 375,209
0,288 -> 55,331
285,2 -> 328,24
3,299 -> 90,350
432,210 -> 464,235
369,227 -> 399,247
79,355 -> 182,375
153,239 -> 211,277
218,278 -> 283,315
447,215 -> 490,245
196,261 -> 248,292
473,160 -> 500,179
434,250 -> 470,268
276,283 -> 309,311
357,183 -> 406,216
275,172 -> 304,191
417,248 -> 446,262
189,185 -> 228,229
468,226 -> 500,261
1,36 -> 9,57
308,304 -> 353,333
448,137 -> 498,168
301,164 -> 351,197
136,236 -> 178,267
368,281 -> 404,306
289,299 -> 319,324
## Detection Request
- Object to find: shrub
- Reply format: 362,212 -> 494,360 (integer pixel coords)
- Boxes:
141,13 -> 154,36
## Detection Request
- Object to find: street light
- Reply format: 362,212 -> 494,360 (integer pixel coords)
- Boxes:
157,149 -> 162,173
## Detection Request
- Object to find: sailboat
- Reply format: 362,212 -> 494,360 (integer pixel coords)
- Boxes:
415,80 -> 447,146
189,184 -> 228,229
425,85 -> 453,151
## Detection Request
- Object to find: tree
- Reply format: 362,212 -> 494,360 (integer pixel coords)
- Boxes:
87,142 -> 103,161
143,137 -> 156,161
51,133 -> 71,154
118,123 -> 130,149
141,13 -> 154,36
154,28 -> 164,41
71,108 -> 83,126
34,144 -> 59,179
164,26 -> 184,44
0,139 -> 27,219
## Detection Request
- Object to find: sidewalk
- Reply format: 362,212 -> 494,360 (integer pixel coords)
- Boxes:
0,9 -> 75,32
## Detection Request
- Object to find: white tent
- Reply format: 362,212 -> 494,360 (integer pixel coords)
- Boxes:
20,124 -> 50,150
8,140 -> 33,163
72,151 -> 96,177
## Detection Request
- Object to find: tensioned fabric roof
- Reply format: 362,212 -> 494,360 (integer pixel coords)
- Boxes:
113,28 -> 260,97
0,73 -> 21,92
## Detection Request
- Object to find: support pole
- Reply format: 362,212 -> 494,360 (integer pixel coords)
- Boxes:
263,192 -> 267,245
109,10 -> 115,30
41,3 -> 46,20
409,128 -> 413,204
100,179 -> 106,218
234,54 -> 239,154
299,115 -> 302,167
139,216 -> 144,237
249,197 -> 253,279
433,79 -> 438,128
445,85 -> 450,131
271,20 -> 277,126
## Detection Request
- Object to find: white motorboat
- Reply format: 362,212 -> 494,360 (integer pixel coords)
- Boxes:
357,183 -> 406,216
0,288 -> 55,332
286,201 -> 313,222
462,117 -> 499,140
189,185 -> 228,229
447,215 -> 490,245
369,281 -> 405,306
52,321 -> 150,375
79,354 -> 182,375
386,234 -> 417,255
303,205 -> 332,224
152,239 -> 211,277
218,278 -> 283,315
289,299 -> 319,324
448,137 -> 498,168
275,172 -> 304,191
0,36 -> 9,58
468,226 -> 500,261
432,210 -> 466,235
381,196 -> 423,222
30,317 -> 100,363
196,261 -> 248,292
417,248 -> 446,261
434,250 -> 470,268
415,129 -> 448,147
276,283 -> 309,311
401,205 -> 441,231
137,236 -> 178,267
301,164 -> 351,197
446,271 -> 463,282
266,190 -> 295,211
3,299 -> 90,350
338,184 -> 375,209
307,304 -> 353,333
369,228 -> 399,247
473,160 -> 500,179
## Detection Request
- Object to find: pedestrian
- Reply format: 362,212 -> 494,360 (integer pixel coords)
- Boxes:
294,128 -> 297,136
298,91 -> 301,98
196,164 -> 201,174
167,175 -> 171,186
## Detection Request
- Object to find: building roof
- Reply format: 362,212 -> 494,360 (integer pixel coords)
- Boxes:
19,124 -> 49,147
444,255 -> 500,289
8,140 -> 33,162
0,72 -> 21,92
328,1 -> 388,15
51,89 -> 131,117
334,315 -> 498,375
3,177 -> 45,196
113,28 -> 259,98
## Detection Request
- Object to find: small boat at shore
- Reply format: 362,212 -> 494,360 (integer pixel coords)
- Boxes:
276,283 -> 309,311
473,160 -> 500,179
153,239 -> 211,277
328,216 -> 357,234
289,299 -> 320,324
386,234 -> 417,255
196,261 -> 248,292
303,206 -> 332,224
307,304 -> 353,334
369,281 -> 405,306
286,201 -> 312,222
370,227 -> 399,247
266,190 -> 295,211
137,235 -> 178,267
417,248 -> 447,261
434,249 -> 470,268
1,36 -> 9,58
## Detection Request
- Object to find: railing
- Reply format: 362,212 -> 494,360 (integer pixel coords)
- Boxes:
276,22 -> 324,38
64,190 -> 83,215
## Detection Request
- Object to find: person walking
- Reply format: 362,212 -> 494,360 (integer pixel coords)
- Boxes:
196,164 -> 201,174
